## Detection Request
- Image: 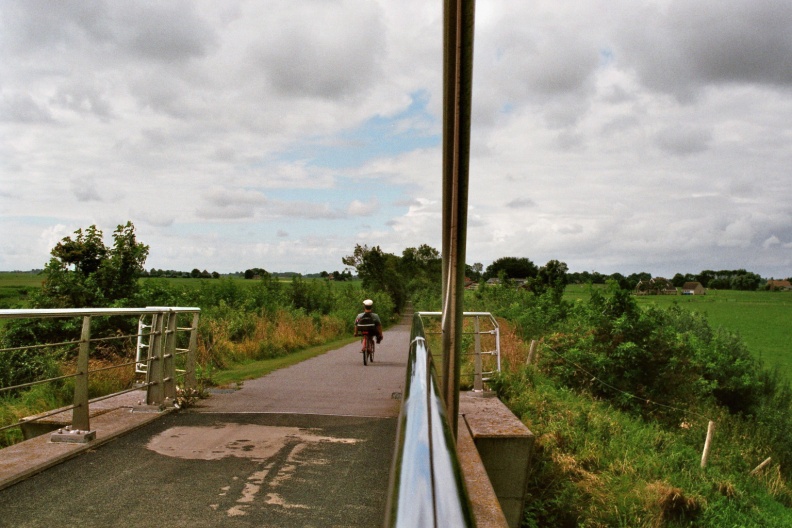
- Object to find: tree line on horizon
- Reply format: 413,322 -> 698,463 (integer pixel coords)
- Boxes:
8,220 -> 784,294
565,268 -> 774,291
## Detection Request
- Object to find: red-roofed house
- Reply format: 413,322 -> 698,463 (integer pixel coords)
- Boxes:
767,280 -> 792,291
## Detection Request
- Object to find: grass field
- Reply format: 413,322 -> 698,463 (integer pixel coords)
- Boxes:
141,276 -> 361,289
0,272 -> 43,309
0,272 -> 360,308
565,284 -> 792,378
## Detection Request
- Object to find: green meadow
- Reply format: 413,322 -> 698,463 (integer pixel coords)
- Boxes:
0,272 -> 360,306
0,272 -> 43,309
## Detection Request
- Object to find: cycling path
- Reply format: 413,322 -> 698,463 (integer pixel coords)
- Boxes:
0,321 -> 410,527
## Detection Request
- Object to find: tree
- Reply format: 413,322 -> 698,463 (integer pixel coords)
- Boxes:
400,244 -> 442,292
466,262 -> 484,282
529,260 -> 569,299
244,268 -> 269,279
38,221 -> 149,308
484,257 -> 538,281
2,222 -> 149,368
343,244 -> 407,310
609,273 -> 629,290
697,270 -> 715,288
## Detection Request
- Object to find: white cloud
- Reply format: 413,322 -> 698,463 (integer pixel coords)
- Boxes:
1,0 -> 791,278
347,199 -> 378,217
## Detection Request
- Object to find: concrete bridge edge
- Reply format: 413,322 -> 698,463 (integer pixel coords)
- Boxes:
458,391 -> 535,528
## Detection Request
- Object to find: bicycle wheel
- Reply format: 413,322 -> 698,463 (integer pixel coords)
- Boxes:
367,338 -> 375,364
363,336 -> 369,366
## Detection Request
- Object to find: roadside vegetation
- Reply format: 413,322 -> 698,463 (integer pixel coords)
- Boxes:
449,281 -> 792,527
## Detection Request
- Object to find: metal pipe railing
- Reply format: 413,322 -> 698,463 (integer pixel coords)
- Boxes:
417,311 -> 501,391
384,313 -> 474,527
441,0 -> 476,438
0,307 -> 199,440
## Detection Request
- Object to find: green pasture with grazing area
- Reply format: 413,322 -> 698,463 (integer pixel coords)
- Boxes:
0,272 -> 43,309
0,273 -> 361,307
565,284 -> 792,378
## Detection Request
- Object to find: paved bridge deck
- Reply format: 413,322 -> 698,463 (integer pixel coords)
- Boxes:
0,323 -> 409,527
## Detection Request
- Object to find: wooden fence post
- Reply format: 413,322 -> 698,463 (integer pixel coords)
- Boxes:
526,340 -> 538,365
701,421 -> 716,468
750,457 -> 772,475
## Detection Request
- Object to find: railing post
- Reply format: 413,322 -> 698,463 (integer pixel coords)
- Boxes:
146,312 -> 165,405
473,316 -> 483,392
495,323 -> 501,372
162,311 -> 177,402
441,0 -> 476,437
185,312 -> 199,390
71,315 -> 91,431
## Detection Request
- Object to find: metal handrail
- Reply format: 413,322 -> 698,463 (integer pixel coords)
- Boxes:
0,307 -> 201,319
384,313 -> 474,527
417,311 -> 501,391
0,307 -> 200,440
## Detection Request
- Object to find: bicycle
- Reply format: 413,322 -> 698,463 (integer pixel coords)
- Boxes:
356,324 -> 376,366
361,332 -> 375,366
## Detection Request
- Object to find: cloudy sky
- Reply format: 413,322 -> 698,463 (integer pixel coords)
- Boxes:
2,0 -> 791,278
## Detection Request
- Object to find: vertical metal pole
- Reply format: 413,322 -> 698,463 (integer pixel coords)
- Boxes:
162,311 -> 177,402
72,316 -> 91,431
473,316 -> 483,392
146,312 -> 165,405
441,0 -> 476,436
185,312 -> 199,391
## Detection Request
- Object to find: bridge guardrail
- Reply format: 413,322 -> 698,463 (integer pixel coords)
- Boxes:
0,307 -> 200,443
415,311 -> 500,391
385,312 -> 475,527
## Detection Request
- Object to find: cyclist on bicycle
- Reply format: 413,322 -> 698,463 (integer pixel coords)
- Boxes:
354,299 -> 383,352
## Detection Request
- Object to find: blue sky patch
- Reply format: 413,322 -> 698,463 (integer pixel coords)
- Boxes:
279,90 -> 440,169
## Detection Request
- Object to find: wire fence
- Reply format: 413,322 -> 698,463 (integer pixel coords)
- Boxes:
0,307 -> 199,442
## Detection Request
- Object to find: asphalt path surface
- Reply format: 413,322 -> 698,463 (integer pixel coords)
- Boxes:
0,323 -> 410,527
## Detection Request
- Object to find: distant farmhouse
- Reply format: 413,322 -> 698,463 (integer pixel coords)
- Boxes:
681,281 -> 706,295
635,277 -> 677,295
767,279 -> 792,291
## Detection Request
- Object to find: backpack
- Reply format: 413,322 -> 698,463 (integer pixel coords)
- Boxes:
357,312 -> 376,333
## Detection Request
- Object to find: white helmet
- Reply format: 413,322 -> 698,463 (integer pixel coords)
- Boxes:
363,299 -> 374,307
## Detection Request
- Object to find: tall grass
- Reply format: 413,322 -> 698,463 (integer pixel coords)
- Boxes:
198,308 -> 347,369
0,351 -> 138,448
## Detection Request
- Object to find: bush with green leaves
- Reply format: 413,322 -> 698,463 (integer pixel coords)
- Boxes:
539,285 -> 767,422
